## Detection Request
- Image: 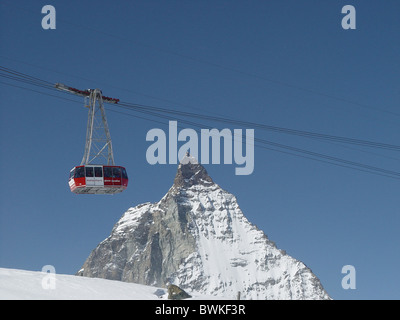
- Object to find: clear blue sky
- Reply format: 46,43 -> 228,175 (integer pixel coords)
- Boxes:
0,0 -> 399,299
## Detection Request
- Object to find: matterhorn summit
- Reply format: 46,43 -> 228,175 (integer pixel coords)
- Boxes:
77,156 -> 330,300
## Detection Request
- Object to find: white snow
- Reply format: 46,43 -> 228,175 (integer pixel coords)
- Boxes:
168,183 -> 330,300
113,202 -> 153,234
0,268 -> 223,300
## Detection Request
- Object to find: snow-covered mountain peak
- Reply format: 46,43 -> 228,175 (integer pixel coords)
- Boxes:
173,156 -> 214,189
78,161 -> 330,300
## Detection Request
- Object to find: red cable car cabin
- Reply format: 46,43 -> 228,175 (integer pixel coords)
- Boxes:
69,165 -> 128,194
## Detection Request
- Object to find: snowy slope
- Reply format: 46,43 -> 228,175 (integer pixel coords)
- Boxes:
0,268 -> 220,300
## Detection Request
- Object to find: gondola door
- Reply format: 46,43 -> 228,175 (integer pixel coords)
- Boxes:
94,166 -> 104,186
85,166 -> 103,187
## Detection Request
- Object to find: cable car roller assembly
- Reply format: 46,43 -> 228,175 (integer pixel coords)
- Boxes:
56,83 -> 128,194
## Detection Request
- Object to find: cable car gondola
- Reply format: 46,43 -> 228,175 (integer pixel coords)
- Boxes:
56,84 -> 128,195
69,165 -> 128,194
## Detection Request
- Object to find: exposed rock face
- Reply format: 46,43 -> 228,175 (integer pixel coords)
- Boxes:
77,159 -> 331,300
168,284 -> 192,300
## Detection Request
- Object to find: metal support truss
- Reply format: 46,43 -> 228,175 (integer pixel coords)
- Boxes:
81,89 -> 115,165
55,83 -> 118,166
